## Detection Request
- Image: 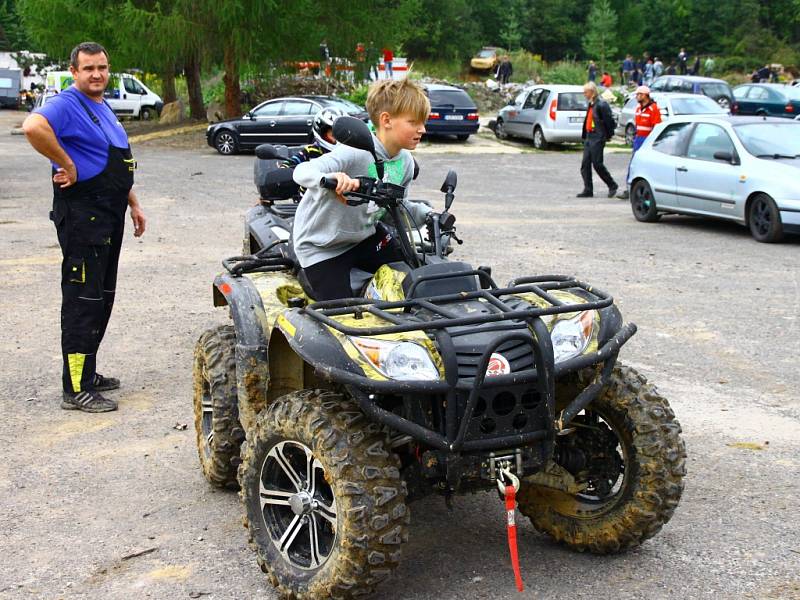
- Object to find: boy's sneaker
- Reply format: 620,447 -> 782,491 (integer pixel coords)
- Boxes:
61,390 -> 118,413
93,373 -> 120,391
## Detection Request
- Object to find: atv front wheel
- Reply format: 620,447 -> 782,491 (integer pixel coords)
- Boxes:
239,389 -> 409,599
192,325 -> 244,490
518,364 -> 686,554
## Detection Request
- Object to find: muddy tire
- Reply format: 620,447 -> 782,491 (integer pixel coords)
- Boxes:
192,325 -> 243,490
239,389 -> 409,599
518,364 -> 686,554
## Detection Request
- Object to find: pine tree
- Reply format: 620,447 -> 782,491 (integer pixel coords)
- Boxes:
582,0 -> 618,73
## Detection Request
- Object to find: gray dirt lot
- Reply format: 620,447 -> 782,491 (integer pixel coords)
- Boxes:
1,109 -> 798,600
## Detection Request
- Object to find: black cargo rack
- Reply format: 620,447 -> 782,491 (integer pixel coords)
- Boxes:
303,274 -> 614,337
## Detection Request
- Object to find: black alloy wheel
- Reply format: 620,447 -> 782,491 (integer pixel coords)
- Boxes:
215,129 -> 239,155
748,193 -> 784,243
631,180 -> 659,222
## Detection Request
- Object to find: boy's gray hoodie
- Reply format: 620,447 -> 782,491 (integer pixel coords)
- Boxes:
292,135 -> 430,268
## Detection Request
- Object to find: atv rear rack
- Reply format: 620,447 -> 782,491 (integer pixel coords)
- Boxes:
303,274 -> 614,337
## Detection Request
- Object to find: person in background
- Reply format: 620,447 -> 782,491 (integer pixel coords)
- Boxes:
703,55 -> 715,76
653,57 -> 664,78
666,61 -> 677,75
382,47 -> 394,79
588,60 -> 597,82
644,58 -> 655,85
678,48 -> 688,74
617,85 -> 661,200
691,55 -> 701,76
577,82 -> 618,199
600,71 -> 613,88
622,54 -> 633,85
366,42 -> 380,81
319,40 -> 330,78
496,56 -> 513,85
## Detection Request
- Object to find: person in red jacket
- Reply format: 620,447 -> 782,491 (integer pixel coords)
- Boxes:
382,47 -> 394,79
618,85 -> 662,200
600,71 -> 613,87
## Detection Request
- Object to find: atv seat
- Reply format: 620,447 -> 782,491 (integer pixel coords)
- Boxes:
296,267 -> 375,302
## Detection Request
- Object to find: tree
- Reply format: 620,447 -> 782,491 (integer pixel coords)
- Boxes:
0,0 -> 30,50
583,0 -> 618,72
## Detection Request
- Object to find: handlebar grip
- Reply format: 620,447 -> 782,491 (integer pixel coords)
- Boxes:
320,176 -> 338,190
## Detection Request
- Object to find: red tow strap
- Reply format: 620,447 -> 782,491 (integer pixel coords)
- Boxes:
504,484 -> 524,592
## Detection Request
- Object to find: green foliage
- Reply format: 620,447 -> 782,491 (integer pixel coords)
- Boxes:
541,60 -> 586,84
0,0 -> 29,50
507,50 -> 543,82
408,59 -> 465,81
341,84 -> 369,107
499,0 -> 523,51
583,0 -> 618,73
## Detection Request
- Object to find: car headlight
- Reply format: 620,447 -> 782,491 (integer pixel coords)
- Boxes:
350,337 -> 440,381
551,311 -> 594,363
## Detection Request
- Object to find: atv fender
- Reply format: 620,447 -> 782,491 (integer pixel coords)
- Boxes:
213,273 -> 269,432
242,205 -> 292,255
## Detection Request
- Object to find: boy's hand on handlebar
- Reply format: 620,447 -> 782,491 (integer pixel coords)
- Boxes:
330,172 -> 360,204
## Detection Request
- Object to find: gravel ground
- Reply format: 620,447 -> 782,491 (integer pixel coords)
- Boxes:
1,108 -> 799,600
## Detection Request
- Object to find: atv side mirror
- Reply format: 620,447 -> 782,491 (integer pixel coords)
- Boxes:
333,116 -> 375,155
255,144 -> 288,160
441,170 -> 457,211
333,116 -> 384,179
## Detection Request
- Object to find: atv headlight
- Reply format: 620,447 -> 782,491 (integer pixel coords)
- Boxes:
551,311 -> 594,364
350,337 -> 440,381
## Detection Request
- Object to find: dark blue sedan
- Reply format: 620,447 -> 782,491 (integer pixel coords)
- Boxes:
733,84 -> 800,118
423,84 -> 480,141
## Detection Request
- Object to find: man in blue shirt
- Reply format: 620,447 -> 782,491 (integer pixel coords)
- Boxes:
23,41 -> 147,413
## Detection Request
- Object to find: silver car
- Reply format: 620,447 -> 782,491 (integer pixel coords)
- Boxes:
615,93 -> 728,145
494,84 -> 588,149
628,116 -> 800,242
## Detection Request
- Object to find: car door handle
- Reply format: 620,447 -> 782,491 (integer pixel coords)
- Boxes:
306,119 -> 313,126
269,120 -> 276,127
676,166 -> 688,172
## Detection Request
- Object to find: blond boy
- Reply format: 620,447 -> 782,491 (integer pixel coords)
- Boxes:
292,79 -> 431,300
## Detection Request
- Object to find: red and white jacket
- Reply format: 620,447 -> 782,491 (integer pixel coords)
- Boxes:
635,101 -> 662,137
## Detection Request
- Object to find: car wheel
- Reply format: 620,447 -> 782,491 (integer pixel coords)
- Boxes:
717,97 -> 731,110
631,180 -> 660,222
494,119 -> 508,140
139,106 -> 154,121
625,124 -> 635,146
748,193 -> 784,243
215,130 -> 239,155
533,126 -> 549,150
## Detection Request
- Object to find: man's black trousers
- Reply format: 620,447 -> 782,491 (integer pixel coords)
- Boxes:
580,133 -> 617,194
53,193 -> 127,393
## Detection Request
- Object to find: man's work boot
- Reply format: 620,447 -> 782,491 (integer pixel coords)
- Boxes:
61,390 -> 118,413
93,373 -> 120,391
608,185 -> 619,198
576,190 -> 593,198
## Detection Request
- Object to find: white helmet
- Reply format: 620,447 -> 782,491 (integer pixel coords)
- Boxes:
312,106 -> 346,151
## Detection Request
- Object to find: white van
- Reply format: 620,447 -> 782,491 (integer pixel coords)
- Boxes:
45,71 -> 163,120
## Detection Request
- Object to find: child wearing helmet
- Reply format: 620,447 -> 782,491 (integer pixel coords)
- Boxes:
282,106 -> 343,168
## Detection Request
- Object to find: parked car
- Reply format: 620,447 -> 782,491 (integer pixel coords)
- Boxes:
423,84 -> 479,141
0,68 -> 21,108
45,71 -> 163,120
494,84 -> 588,149
628,115 -> 800,242
649,76 -> 737,112
470,47 -> 503,71
615,92 -> 727,145
732,84 -> 800,118
206,95 -> 368,155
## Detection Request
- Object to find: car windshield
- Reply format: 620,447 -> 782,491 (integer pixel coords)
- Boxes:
477,50 -> 494,58
734,123 -> 800,157
700,83 -> 730,98
428,90 -> 475,109
557,92 -> 588,111
671,96 -> 726,114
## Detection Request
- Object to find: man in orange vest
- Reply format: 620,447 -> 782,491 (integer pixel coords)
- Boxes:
618,85 -> 662,200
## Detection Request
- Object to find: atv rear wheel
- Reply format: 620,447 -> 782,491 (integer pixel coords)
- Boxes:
239,389 -> 409,599
518,364 -> 686,554
193,325 -> 244,490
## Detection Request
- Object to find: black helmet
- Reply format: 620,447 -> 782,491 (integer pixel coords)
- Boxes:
312,106 -> 346,151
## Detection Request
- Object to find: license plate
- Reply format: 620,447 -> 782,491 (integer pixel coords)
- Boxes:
444,114 -> 463,120
569,116 -> 582,123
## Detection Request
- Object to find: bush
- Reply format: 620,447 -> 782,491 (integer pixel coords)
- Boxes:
341,84 -> 369,107
541,60 -> 586,85
409,59 -> 467,81
508,50 -> 543,83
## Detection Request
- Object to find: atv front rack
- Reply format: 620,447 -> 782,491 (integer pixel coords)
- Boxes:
303,274 -> 614,337
298,273 -> 636,453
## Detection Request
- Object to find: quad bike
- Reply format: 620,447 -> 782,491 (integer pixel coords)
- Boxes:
192,117 -> 686,598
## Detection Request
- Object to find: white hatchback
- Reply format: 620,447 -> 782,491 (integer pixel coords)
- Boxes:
495,85 -> 588,149
628,116 -> 800,242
